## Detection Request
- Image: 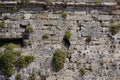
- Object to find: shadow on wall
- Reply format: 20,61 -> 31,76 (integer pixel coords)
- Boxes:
62,38 -> 71,49
0,38 -> 24,47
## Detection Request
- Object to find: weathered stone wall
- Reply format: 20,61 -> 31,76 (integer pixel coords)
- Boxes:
0,2 -> 120,80
16,6 -> 120,80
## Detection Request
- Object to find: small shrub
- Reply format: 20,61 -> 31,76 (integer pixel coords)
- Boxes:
29,71 -> 36,80
0,21 -> 5,30
42,33 -> 49,39
24,55 -> 35,64
110,24 -> 120,35
3,43 -> 16,50
25,26 -> 33,32
13,6 -> 18,11
61,12 -> 67,18
100,60 -> 104,66
53,49 -> 65,72
86,36 -> 91,43
21,14 -> 25,19
96,0 -> 100,3
0,49 -> 16,76
16,73 -> 21,80
0,45 -> 34,77
2,68 -> 14,77
16,55 -> 35,68
16,56 -> 27,68
64,30 -> 71,40
80,68 -> 86,76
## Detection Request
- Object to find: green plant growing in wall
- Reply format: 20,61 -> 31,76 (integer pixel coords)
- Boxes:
16,55 -> 35,68
25,25 -> 33,32
0,21 -> 5,30
42,33 -> 49,39
3,43 -> 16,50
21,14 -> 25,19
29,71 -> 36,80
64,30 -> 72,40
80,68 -> 86,76
13,6 -> 18,12
0,50 -> 16,76
53,49 -> 65,72
96,0 -> 100,3
0,43 -> 35,77
16,73 -> 21,80
110,24 -> 120,35
86,36 -> 91,43
100,59 -> 104,66
61,11 -> 67,18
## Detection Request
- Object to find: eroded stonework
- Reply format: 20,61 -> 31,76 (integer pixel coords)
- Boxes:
0,0 -> 120,80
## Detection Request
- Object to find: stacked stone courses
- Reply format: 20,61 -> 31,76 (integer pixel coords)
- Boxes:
0,0 -> 120,80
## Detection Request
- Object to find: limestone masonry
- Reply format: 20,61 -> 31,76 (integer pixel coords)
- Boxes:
0,0 -> 120,80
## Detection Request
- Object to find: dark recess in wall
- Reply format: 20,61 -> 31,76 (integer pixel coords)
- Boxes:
0,38 -> 24,47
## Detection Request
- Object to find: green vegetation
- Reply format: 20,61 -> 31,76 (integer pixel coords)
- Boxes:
3,43 -> 16,50
86,36 -> 91,43
0,50 -> 16,76
100,59 -> 104,66
96,0 -> 100,3
0,21 -> 5,30
16,56 -> 27,68
13,6 -> 18,11
110,24 -> 120,35
53,49 -> 65,72
61,11 -> 67,18
89,65 -> 93,72
21,0 -> 29,3
16,73 -> 21,80
24,40 -> 31,46
25,26 -> 33,32
80,68 -> 86,76
16,55 -> 35,68
0,43 -> 35,76
15,51 -> 21,57
64,30 -> 72,40
29,71 -> 36,80
42,33 -> 49,39
21,14 -> 25,19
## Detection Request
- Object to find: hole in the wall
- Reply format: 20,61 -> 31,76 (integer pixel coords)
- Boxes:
0,38 -> 24,47
63,38 -> 71,49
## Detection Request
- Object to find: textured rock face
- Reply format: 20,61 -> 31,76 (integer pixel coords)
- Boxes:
21,7 -> 120,80
0,1 -> 120,80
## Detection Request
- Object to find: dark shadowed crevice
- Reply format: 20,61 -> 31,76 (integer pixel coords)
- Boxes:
63,38 -> 71,49
0,38 -> 24,47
